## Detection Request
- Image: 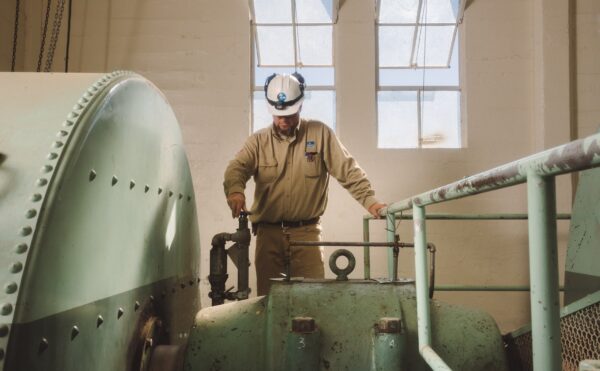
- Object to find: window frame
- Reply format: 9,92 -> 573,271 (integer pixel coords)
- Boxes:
375,0 -> 466,149
249,0 -> 339,68
249,0 -> 338,132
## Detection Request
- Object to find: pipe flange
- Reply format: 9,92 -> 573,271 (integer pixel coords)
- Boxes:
329,249 -> 356,281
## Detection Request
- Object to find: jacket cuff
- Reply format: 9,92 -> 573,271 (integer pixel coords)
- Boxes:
226,185 -> 246,196
362,196 -> 380,210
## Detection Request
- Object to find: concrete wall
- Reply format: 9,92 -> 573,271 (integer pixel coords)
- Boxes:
576,0 -> 600,138
0,1 -> 23,71
3,0 -> 597,333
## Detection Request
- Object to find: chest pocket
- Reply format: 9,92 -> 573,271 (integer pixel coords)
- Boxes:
256,160 -> 278,183
303,153 -> 323,178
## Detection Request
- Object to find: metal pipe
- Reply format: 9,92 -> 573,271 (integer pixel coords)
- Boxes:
386,213 -> 396,280
413,205 -> 450,369
421,346 -> 452,370
527,173 -> 561,370
413,205 -> 430,347
392,213 -> 571,220
227,213 -> 251,301
363,218 -> 371,280
208,213 -> 251,305
392,243 -> 399,282
384,132 -> 600,214
208,233 -> 231,306
288,241 -> 413,248
364,212 -> 570,221
434,285 -> 565,292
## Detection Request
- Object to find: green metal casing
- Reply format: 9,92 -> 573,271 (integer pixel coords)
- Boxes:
565,167 -> 600,304
0,72 -> 201,370
184,281 -> 509,371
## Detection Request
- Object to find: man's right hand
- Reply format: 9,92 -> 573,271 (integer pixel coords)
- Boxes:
227,192 -> 247,218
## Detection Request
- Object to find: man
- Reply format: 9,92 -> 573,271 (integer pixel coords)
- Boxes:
224,73 -> 385,295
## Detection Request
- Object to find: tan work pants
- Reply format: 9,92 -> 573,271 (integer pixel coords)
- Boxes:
255,223 -> 324,296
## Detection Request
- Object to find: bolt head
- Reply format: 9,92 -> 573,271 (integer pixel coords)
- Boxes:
291,317 -> 316,333
376,317 -> 403,334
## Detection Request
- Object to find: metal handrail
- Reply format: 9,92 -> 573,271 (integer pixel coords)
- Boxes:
364,132 -> 600,371
383,133 -> 600,214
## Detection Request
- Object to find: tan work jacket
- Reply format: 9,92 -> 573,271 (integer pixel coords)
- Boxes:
223,119 -> 380,223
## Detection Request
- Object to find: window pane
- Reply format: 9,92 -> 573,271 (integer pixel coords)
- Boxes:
255,66 -> 334,87
297,26 -> 333,66
256,26 -> 295,65
302,91 -> 336,130
378,26 -> 459,85
377,91 -> 419,148
296,0 -> 333,23
379,0 -> 419,23
421,0 -> 460,23
253,0 -> 292,23
414,25 -> 454,66
253,90 -> 336,132
421,91 -> 460,148
378,26 -> 414,67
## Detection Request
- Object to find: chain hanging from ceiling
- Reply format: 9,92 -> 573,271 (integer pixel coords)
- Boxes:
36,0 -> 53,72
10,0 -> 20,72
44,0 -> 66,72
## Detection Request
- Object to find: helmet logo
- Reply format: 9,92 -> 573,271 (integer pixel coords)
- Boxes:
277,92 -> 287,103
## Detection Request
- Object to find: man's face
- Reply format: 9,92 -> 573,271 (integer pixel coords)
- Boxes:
272,110 -> 301,136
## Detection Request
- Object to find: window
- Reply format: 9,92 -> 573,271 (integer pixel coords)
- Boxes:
377,0 -> 465,148
250,0 -> 338,132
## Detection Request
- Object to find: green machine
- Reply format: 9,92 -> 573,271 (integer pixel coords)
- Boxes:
0,72 -> 598,370
0,72 -> 200,370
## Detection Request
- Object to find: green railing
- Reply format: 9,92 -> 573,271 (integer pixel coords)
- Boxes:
363,132 -> 600,370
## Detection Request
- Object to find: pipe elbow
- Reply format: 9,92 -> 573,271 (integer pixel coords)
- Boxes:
231,229 -> 251,246
211,232 -> 232,247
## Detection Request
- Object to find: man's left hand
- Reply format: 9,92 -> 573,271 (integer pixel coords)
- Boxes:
368,203 -> 387,219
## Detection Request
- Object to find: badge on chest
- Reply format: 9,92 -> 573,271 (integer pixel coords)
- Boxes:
305,140 -> 318,162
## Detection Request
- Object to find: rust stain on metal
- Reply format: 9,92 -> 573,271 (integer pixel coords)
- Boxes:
436,187 -> 448,200
545,139 -> 600,172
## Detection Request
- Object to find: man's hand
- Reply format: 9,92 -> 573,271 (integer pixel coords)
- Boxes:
227,192 -> 247,218
368,202 -> 387,219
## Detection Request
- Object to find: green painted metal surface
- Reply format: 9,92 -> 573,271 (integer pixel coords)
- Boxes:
184,281 -> 509,371
0,72 -> 200,370
363,218 -> 371,280
526,173 -> 561,370
364,134 -> 600,370
565,167 -> 600,304
386,213 -> 396,280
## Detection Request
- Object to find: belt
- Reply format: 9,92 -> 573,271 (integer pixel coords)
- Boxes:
259,217 -> 320,228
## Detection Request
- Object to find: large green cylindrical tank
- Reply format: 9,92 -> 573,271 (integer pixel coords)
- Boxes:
184,281 -> 509,371
0,72 -> 201,371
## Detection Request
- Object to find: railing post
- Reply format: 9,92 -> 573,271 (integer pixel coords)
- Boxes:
413,204 -> 431,348
386,213 -> 396,280
363,218 -> 371,280
527,172 -> 561,371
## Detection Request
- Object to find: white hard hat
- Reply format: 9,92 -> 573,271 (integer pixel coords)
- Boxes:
264,73 -> 305,116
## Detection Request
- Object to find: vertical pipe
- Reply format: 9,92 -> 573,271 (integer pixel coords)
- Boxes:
412,204 -> 431,348
235,213 -> 251,300
386,213 -> 396,280
527,173 -> 561,371
363,218 -> 371,280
